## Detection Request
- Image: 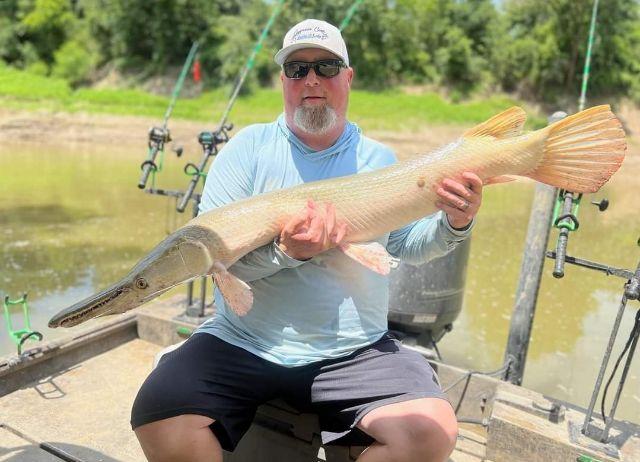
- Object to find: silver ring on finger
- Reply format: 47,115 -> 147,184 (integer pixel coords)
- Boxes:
460,200 -> 470,211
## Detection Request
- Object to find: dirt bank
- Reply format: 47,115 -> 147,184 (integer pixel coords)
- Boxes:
0,107 -> 637,163
0,109 -> 467,161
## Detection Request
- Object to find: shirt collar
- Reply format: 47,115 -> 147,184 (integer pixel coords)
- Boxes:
277,113 -> 360,161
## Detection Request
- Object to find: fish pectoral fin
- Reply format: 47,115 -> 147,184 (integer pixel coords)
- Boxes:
485,175 -> 518,185
212,263 -> 253,316
338,242 -> 396,275
463,106 -> 527,139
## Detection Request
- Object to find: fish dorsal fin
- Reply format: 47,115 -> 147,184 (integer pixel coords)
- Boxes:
463,106 -> 527,139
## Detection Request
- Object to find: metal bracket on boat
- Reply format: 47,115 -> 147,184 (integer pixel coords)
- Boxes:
494,390 -> 566,424
577,456 -> 605,462
545,252 -> 634,280
2,294 -> 43,355
568,420 -> 619,460
551,189 -> 583,278
550,192 -> 611,280
532,398 -> 565,424
549,255 -> 640,446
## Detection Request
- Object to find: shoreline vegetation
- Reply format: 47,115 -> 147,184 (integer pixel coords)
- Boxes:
0,65 -> 548,133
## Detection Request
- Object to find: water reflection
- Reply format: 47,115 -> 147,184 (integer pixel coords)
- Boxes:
0,141 -> 191,353
527,289 -> 640,409
1,139 -> 638,425
439,170 -> 640,424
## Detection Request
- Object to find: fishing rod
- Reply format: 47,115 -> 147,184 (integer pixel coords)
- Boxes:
138,41 -> 200,190
176,0 -> 286,213
133,41 -> 209,319
545,0 -> 640,446
551,0 -> 600,278
578,0 -> 599,114
165,1 -> 287,318
339,0 -> 365,31
216,0 -> 286,134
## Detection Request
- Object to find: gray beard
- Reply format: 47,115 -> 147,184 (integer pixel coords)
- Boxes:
292,104 -> 338,135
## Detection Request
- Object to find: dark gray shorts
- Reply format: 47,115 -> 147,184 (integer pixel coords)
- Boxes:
131,332 -> 447,451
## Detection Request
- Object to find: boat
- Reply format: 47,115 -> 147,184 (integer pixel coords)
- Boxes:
2,292 -> 638,462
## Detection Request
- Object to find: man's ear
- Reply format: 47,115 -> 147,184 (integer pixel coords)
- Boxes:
347,67 -> 354,86
280,71 -> 284,83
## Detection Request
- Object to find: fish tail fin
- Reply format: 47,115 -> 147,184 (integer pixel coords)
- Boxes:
525,105 -> 626,193
463,106 -> 527,139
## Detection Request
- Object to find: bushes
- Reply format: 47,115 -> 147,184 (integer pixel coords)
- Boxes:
0,0 -> 639,104
52,40 -> 95,85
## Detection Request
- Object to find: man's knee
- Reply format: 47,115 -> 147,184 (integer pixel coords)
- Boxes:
402,406 -> 458,460
135,414 -> 220,462
359,397 -> 458,462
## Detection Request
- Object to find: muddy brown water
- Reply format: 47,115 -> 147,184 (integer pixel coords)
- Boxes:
0,112 -> 638,425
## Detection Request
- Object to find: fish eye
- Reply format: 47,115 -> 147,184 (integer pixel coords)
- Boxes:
135,278 -> 148,289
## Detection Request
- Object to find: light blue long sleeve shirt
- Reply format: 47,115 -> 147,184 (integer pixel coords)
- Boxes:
195,115 -> 472,366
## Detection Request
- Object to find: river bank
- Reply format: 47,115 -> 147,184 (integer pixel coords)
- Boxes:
0,108 -> 465,161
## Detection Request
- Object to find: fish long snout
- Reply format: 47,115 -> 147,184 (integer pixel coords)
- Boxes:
48,278 -> 137,328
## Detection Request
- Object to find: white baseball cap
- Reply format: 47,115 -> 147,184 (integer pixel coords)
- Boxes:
274,19 -> 349,66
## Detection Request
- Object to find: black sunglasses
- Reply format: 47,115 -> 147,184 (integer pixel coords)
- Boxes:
283,59 -> 346,79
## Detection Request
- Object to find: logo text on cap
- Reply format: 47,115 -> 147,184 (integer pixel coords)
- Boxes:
292,27 -> 329,42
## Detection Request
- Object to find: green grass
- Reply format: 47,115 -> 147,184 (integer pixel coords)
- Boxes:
0,66 -> 546,130
0,65 -> 72,100
348,90 -> 542,131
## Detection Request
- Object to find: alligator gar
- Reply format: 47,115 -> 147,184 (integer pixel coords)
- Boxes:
48,105 -> 626,328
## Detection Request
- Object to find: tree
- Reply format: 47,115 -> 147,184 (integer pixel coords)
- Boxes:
1,0 -> 638,103
21,0 -> 75,65
498,0 -> 640,103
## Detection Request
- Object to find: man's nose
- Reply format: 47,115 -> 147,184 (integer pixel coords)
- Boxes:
304,68 -> 320,86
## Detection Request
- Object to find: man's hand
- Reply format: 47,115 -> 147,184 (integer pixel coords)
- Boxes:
277,200 -> 347,261
435,172 -> 483,230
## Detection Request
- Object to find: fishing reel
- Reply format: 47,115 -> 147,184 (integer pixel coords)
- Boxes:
177,123 -> 234,213
138,127 -> 172,189
197,123 -> 233,148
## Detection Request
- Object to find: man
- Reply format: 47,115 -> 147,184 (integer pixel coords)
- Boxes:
132,19 -> 482,462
